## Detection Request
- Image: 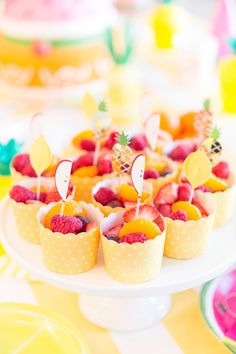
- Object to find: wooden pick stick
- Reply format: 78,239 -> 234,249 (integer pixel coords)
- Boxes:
93,140 -> 100,166
36,175 -> 41,200
189,187 -> 195,204
135,195 -> 141,219
60,201 -> 65,216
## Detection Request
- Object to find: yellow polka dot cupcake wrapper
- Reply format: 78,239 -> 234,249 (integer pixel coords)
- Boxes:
164,192 -> 215,260
10,178 -> 55,244
11,199 -> 42,244
71,173 -> 115,203
206,176 -> 236,228
101,210 -> 167,284
37,202 -> 104,274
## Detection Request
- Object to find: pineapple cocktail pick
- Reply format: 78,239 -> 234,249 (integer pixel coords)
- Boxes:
194,99 -> 213,139
202,126 -> 222,166
112,131 -> 133,187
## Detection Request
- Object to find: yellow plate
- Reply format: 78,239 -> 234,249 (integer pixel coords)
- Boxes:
0,303 -> 88,354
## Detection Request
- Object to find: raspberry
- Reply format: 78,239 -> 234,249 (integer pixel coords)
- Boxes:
106,200 -> 123,208
106,131 -> 118,149
171,210 -> 188,221
120,233 -> 147,244
12,153 -> 30,172
45,191 -> 61,204
106,235 -> 120,242
144,168 -> 159,179
212,161 -> 230,179
76,215 -> 90,231
72,153 -> 93,173
168,144 -> 194,161
50,215 -> 83,234
94,187 -> 116,206
10,185 -> 36,203
130,135 -> 147,151
97,157 -> 113,176
80,139 -> 95,151
157,204 -> 172,217
178,183 -> 192,201
196,185 -> 212,193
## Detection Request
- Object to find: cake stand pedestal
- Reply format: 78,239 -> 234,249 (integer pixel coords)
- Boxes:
1,198 -> 236,332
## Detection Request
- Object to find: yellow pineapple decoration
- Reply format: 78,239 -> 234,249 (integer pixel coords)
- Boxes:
202,126 -> 222,166
112,131 -> 133,176
194,99 -> 213,139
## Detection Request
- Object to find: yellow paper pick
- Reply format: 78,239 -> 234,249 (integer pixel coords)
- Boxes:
30,135 -> 52,176
184,149 -> 212,189
81,93 -> 97,118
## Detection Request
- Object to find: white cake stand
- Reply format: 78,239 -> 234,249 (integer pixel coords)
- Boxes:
1,198 -> 236,332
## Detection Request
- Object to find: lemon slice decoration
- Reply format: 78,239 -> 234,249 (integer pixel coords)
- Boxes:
184,149 -> 212,189
30,135 -> 52,176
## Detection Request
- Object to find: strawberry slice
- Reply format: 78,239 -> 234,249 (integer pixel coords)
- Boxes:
192,201 -> 208,217
153,215 -> 165,232
104,224 -> 123,237
154,183 -> 178,206
123,201 -> 136,209
85,221 -> 98,232
123,205 -> 160,223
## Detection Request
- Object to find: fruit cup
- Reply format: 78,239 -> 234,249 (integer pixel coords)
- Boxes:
70,151 -> 116,203
164,191 -> 215,259
37,202 -> 103,274
11,153 -> 59,185
10,178 -> 54,244
92,177 -> 153,217
101,209 -> 167,284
